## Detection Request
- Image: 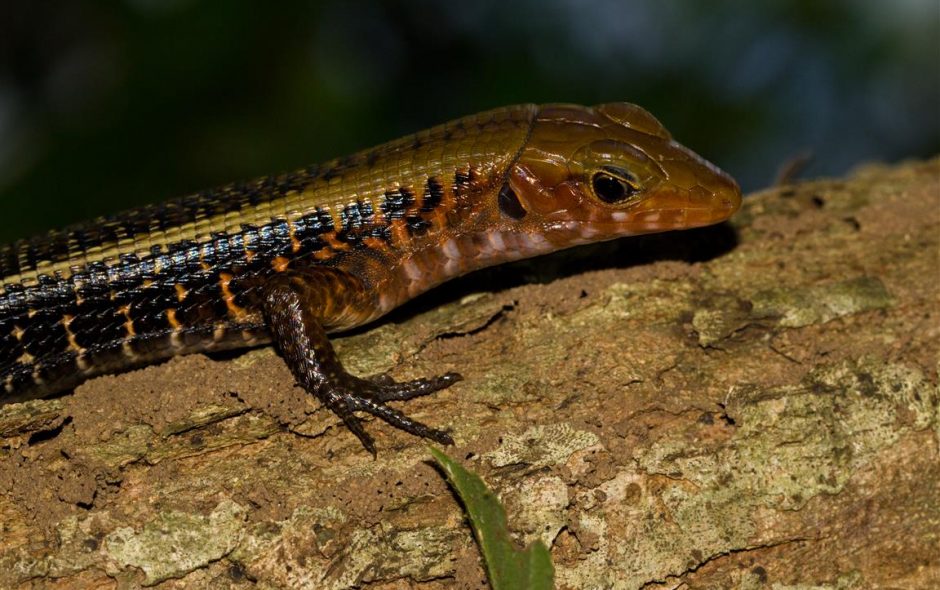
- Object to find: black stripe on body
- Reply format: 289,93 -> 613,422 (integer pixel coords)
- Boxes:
422,177 -> 445,212
381,188 -> 416,221
337,200 -> 385,247
0,169 -> 321,278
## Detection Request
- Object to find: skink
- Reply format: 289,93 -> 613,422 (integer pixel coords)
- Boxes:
0,103 -> 741,453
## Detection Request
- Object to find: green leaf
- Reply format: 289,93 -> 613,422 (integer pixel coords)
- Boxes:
429,446 -> 554,590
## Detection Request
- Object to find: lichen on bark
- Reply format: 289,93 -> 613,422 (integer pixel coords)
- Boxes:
1,157 -> 937,589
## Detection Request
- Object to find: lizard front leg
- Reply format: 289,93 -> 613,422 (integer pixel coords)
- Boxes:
261,270 -> 460,455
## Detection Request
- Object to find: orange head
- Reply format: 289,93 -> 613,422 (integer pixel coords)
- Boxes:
497,103 -> 741,246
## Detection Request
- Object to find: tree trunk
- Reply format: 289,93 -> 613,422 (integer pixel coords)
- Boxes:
1,157 -> 938,589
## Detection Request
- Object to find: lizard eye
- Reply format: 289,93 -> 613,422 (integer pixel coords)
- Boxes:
591,166 -> 640,205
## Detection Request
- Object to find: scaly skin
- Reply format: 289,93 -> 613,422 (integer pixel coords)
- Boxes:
0,103 -> 740,453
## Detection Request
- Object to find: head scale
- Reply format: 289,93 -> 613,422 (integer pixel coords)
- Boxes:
496,103 -> 741,245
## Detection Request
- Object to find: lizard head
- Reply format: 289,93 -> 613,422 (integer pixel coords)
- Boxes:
498,102 -> 741,244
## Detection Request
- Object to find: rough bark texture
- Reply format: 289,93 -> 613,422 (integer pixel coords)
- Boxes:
1,157 -> 938,589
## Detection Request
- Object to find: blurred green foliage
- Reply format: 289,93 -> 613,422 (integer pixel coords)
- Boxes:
0,0 -> 936,242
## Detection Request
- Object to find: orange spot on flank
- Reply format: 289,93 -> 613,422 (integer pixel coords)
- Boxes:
218,272 -> 248,320
313,248 -> 334,261
119,304 -> 136,337
271,256 -> 290,273
362,236 -> 390,251
166,308 -> 182,330
324,232 -> 351,251
288,220 -> 302,253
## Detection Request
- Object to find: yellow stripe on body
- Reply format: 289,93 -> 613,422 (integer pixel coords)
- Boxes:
0,106 -> 534,290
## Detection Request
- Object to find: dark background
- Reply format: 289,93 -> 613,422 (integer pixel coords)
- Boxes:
0,0 -> 937,243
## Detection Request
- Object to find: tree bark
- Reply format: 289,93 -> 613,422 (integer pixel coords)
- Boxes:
1,157 -> 938,589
